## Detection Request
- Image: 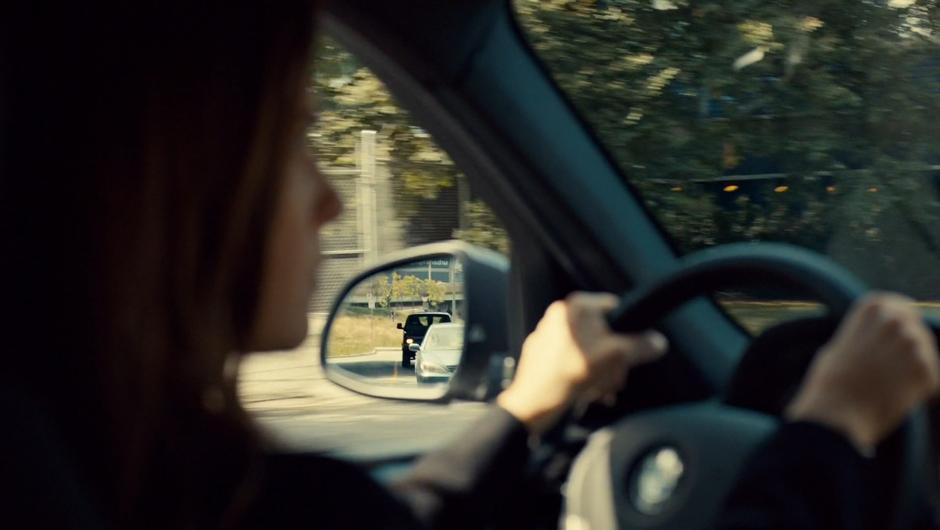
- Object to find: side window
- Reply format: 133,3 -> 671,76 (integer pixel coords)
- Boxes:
239,37 -> 505,452
310,37 -> 508,316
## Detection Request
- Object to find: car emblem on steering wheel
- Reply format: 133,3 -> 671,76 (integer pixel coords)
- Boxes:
629,446 -> 685,516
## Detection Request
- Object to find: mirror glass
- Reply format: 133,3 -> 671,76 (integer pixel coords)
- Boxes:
323,257 -> 465,395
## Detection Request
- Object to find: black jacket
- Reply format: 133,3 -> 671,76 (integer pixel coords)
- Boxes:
716,421 -> 940,530
5,387 -> 911,530
4,392 -> 530,530
244,418 -> 921,530
239,407 -> 531,530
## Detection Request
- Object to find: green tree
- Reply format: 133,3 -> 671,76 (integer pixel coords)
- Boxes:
514,0 -> 940,294
312,2 -> 940,294
423,279 -> 448,304
392,274 -> 424,303
452,200 -> 512,254
312,38 -> 510,254
371,274 -> 394,309
313,39 -> 460,215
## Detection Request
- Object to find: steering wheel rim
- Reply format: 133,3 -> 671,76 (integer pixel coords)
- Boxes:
606,242 -> 866,333
570,243 -> 928,530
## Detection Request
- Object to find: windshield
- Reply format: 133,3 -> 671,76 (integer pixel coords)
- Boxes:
514,1 -> 940,330
423,326 -> 464,350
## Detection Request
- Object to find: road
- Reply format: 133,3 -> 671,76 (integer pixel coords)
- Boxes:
329,347 -> 426,387
238,332 -> 488,461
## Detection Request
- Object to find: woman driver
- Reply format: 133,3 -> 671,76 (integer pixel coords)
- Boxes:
2,1 -> 936,529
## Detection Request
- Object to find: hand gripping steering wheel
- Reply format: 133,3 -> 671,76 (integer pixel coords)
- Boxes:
561,243 -> 931,530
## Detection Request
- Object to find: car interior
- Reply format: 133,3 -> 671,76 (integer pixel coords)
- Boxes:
281,1 -> 940,529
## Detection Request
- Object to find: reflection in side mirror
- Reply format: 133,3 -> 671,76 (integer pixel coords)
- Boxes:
320,241 -> 510,402
322,252 -> 465,399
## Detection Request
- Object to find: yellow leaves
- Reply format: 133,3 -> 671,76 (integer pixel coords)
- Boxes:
411,149 -> 446,163
335,74 -> 396,110
735,19 -> 787,70
402,170 -> 455,200
596,6 -> 634,24
318,112 -> 357,131
799,16 -> 824,33
644,67 -> 680,96
625,108 -> 644,125
738,20 -> 774,46
723,142 -> 741,170
517,0 -> 634,26
516,0 -> 570,13
652,0 -> 679,10
624,53 -> 655,70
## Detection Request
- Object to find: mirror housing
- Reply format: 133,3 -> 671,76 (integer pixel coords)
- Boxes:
396,323 -> 404,330
320,241 -> 510,402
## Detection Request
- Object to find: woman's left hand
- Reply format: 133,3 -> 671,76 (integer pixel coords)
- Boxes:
497,292 -> 668,436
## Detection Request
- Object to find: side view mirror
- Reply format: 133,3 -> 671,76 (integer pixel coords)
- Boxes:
321,241 -> 510,401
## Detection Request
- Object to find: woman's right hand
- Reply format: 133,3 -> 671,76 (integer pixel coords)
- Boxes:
787,293 -> 940,452
497,292 -> 668,436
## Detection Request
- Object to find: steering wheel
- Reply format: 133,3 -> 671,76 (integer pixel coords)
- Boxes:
562,243 -> 932,530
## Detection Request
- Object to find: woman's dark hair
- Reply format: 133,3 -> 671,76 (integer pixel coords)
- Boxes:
2,2 -> 318,526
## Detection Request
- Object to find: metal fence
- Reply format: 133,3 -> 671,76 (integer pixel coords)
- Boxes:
312,131 -> 463,314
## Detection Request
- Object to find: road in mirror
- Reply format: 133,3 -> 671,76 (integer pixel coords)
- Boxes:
324,257 -> 465,391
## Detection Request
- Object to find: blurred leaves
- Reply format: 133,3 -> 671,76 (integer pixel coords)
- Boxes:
453,200 -> 512,255
312,1 -> 940,293
515,0 -> 940,293
312,37 -> 460,230
313,37 -> 508,254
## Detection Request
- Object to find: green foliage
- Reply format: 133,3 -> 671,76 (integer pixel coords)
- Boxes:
452,200 -> 512,254
515,0 -> 940,294
312,37 -> 461,225
369,274 -> 394,309
314,2 -> 940,295
313,37 -> 511,253
423,279 -> 448,304
365,272 -> 451,306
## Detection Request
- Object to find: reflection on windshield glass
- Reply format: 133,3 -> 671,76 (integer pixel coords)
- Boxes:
516,0 -> 940,330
